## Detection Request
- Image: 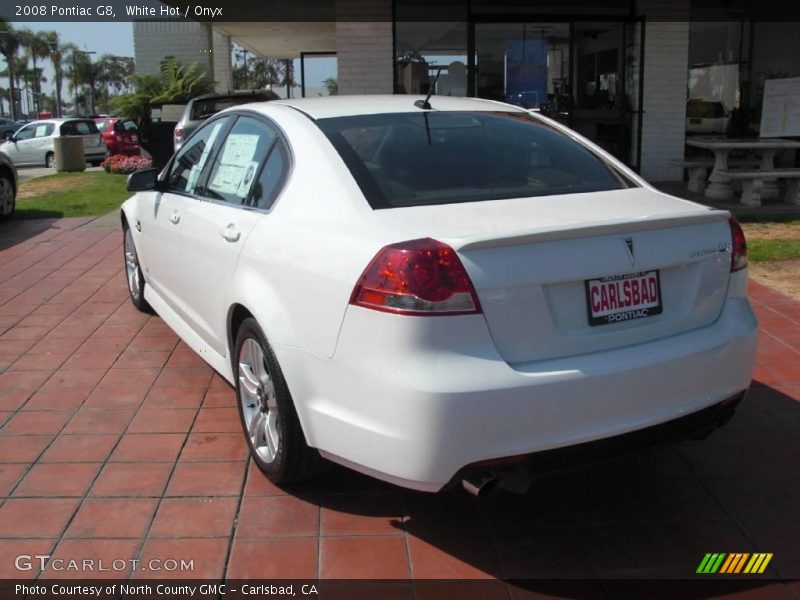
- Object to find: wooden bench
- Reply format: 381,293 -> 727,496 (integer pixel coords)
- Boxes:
670,158 -> 760,194
717,169 -> 800,207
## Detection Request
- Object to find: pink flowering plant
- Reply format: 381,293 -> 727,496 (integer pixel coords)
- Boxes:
102,154 -> 153,175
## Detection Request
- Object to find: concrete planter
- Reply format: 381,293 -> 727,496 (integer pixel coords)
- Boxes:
54,137 -> 86,172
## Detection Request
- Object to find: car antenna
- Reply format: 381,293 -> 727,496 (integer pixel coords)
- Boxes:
414,65 -> 446,110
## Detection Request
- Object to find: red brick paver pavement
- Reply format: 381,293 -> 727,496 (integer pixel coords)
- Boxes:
1,217 -> 799,595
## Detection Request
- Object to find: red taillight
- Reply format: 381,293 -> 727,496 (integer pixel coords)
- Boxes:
729,216 -> 747,272
174,127 -> 184,141
350,238 -> 482,316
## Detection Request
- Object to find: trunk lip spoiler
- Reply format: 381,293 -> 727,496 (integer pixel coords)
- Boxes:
450,209 -> 731,251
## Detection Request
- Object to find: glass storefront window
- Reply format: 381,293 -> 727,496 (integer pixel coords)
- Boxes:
474,23 -> 570,110
687,21 -> 752,138
395,22 -> 469,96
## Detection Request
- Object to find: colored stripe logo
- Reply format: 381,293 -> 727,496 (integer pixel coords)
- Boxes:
697,553 -> 773,574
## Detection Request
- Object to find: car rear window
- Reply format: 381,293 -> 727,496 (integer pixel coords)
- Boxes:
114,119 -> 138,133
61,120 -> 100,136
190,95 -> 277,120
315,111 -> 632,209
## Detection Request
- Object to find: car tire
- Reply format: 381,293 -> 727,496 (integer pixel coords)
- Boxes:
0,173 -> 15,220
234,317 -> 319,484
122,222 -> 153,313
45,152 -> 55,168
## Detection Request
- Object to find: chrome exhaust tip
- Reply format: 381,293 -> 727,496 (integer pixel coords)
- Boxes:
462,474 -> 501,498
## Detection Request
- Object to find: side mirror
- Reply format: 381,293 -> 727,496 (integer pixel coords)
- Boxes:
126,168 -> 159,192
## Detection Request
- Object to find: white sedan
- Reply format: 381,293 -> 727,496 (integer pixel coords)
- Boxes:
121,95 -> 757,496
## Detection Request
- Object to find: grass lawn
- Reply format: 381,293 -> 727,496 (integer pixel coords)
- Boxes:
748,239 -> 800,262
741,219 -> 800,261
14,171 -> 130,220
741,218 -> 800,301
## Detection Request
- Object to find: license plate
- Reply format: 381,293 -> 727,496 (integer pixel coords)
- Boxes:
585,270 -> 662,326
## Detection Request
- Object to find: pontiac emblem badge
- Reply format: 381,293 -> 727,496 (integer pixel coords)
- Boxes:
622,236 -> 635,267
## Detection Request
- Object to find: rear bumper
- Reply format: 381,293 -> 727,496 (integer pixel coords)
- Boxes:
106,144 -> 140,156
276,297 -> 758,492
454,389 -> 746,489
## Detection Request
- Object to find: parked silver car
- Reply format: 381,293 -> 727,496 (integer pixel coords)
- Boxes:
174,90 -> 279,151
0,118 -> 107,168
0,151 -> 18,220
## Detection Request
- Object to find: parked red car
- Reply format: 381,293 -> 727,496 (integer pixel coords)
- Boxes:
95,117 -> 140,156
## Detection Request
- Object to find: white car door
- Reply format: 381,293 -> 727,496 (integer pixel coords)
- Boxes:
174,114 -> 288,356
3,123 -> 38,165
28,122 -> 56,165
138,115 -> 232,316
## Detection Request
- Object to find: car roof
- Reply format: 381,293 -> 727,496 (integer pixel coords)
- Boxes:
267,94 -> 528,120
29,118 -> 95,124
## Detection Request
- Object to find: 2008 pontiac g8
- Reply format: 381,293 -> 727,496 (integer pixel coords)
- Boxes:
121,96 -> 757,495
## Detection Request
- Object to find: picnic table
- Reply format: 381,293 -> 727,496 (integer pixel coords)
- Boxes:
685,137 -> 800,201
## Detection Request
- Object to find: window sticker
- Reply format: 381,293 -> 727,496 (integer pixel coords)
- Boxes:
35,125 -> 48,137
186,121 -> 224,194
220,133 -> 258,165
236,161 -> 260,198
208,133 -> 260,197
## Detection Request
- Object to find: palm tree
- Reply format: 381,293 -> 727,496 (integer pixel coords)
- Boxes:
41,32 -> 68,117
96,54 -> 135,111
151,56 -> 214,104
110,57 -> 213,121
67,48 -> 102,114
324,77 -> 338,96
19,29 -> 50,114
0,20 -> 21,120
12,56 -> 34,115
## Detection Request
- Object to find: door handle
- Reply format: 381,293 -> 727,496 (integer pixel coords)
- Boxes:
220,224 -> 241,242
169,211 -> 181,225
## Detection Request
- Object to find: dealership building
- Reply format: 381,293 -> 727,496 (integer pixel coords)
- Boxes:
133,0 -> 800,182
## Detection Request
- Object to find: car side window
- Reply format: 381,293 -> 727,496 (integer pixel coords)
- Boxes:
203,116 -> 277,206
60,121 -> 98,136
34,123 -> 54,138
251,141 -> 289,210
167,116 -> 229,196
14,124 -> 36,141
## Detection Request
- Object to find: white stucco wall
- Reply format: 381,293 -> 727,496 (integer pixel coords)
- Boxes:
335,0 -> 394,95
132,21 -> 214,79
637,1 -> 691,181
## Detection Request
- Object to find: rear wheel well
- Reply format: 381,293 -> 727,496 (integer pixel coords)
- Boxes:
228,304 -> 254,359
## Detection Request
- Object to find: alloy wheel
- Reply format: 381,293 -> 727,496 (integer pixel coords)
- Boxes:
124,227 -> 142,301
238,338 -> 281,463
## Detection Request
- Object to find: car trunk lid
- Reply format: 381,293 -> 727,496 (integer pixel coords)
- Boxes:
368,187 -> 733,364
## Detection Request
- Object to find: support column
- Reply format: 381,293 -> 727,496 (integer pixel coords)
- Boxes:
637,1 -> 690,182
335,0 -> 394,95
